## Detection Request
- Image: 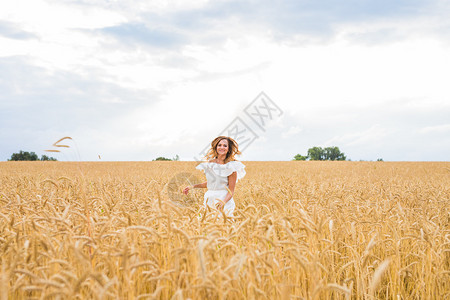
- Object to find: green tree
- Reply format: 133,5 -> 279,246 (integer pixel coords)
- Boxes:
294,146 -> 348,161
153,157 -> 172,161
307,147 -> 325,161
324,146 -> 346,161
293,154 -> 308,161
9,151 -> 38,161
8,151 -> 57,161
40,155 -> 57,161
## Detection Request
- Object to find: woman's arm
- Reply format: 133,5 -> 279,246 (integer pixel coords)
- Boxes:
193,181 -> 207,189
183,181 -> 207,195
216,172 -> 237,209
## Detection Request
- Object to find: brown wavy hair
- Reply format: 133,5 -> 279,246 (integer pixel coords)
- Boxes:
204,136 -> 241,163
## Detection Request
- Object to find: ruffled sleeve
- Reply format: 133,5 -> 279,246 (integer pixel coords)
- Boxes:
195,161 -> 246,182
227,161 -> 246,182
195,163 -> 206,171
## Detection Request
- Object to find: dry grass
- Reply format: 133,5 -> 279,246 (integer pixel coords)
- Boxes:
0,161 -> 448,299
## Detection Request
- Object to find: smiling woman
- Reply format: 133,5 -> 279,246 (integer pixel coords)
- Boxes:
183,136 -> 245,217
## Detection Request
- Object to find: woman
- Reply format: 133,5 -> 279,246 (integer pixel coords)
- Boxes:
183,136 -> 246,217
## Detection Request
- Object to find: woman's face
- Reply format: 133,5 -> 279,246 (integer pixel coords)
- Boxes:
216,139 -> 229,156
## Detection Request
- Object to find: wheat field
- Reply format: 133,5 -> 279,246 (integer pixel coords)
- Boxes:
0,161 -> 448,299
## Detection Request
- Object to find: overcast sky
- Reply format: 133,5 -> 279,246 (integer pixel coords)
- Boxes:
1,0 -> 449,161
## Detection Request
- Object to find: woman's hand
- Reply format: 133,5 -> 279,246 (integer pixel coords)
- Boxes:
215,199 -> 226,210
182,186 -> 191,195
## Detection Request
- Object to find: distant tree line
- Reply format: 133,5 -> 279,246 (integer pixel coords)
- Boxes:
8,151 -> 57,161
153,154 -> 180,161
294,146 -> 347,161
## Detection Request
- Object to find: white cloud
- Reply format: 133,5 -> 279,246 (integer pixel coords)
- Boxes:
324,125 -> 390,147
282,126 -> 302,139
0,0 -> 125,30
419,124 -> 450,134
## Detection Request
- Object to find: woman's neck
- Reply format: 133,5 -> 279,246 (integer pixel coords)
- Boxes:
216,154 -> 227,164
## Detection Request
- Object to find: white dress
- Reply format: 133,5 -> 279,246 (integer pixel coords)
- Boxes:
195,161 -> 246,217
